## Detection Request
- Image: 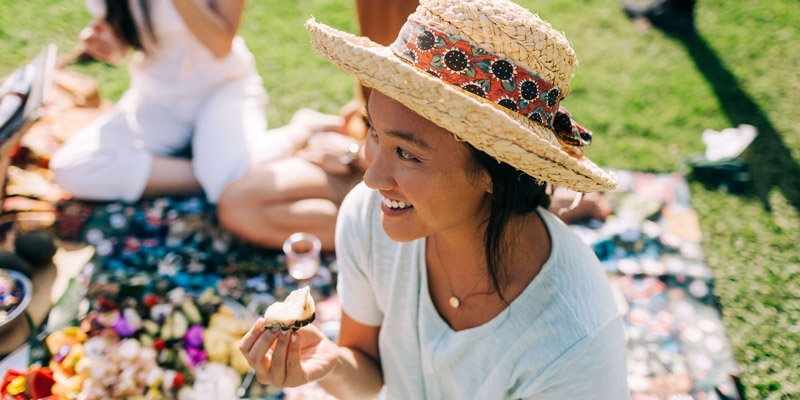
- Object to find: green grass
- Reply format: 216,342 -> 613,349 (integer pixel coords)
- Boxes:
2,0 -> 799,398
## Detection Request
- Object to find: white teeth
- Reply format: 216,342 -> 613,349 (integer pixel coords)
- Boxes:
383,197 -> 412,209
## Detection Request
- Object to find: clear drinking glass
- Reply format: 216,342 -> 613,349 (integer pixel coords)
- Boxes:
282,232 -> 321,281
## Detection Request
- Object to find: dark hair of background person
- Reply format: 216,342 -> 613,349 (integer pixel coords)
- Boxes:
104,0 -> 154,51
465,144 -> 551,304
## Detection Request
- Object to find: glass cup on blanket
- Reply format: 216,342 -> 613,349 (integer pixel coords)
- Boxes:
283,232 -> 321,281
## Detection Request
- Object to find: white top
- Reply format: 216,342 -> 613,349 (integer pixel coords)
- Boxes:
335,183 -> 631,399
127,0 -> 256,100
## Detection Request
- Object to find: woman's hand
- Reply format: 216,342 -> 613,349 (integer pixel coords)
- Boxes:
296,132 -> 364,176
79,20 -> 127,65
239,318 -> 339,389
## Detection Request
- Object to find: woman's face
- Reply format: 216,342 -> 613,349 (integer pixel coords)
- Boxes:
363,91 -> 492,242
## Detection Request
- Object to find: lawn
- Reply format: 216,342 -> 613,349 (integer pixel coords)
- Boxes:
1,0 -> 799,398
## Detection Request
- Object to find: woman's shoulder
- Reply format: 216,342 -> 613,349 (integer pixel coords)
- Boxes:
337,182 -> 397,254
339,182 -> 381,226
536,208 -> 621,332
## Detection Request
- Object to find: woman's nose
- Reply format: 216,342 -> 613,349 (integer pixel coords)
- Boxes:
363,147 -> 395,191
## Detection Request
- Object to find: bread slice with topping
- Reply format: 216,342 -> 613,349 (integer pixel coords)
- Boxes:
263,286 -> 316,331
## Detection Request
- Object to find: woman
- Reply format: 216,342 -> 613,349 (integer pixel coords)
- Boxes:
239,0 -> 630,398
50,0 -> 308,203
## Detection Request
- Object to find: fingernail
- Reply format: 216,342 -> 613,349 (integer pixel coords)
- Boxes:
281,329 -> 288,336
290,334 -> 297,343
270,327 -> 280,334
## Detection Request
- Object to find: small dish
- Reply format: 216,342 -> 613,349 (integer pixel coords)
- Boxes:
0,269 -> 33,335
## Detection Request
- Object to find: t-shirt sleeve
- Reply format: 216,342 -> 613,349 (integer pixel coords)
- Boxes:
512,315 -> 631,400
335,183 -> 384,327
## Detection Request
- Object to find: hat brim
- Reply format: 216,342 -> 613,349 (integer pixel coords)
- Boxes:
307,19 -> 616,193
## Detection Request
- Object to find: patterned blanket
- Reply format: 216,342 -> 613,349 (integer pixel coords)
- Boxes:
0,69 -> 742,399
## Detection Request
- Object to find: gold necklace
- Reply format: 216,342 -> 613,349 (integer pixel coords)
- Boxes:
432,236 -> 467,309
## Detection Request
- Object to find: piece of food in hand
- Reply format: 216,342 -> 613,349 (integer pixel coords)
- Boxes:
263,286 -> 315,331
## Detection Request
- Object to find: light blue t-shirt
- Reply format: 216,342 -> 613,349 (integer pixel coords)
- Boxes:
335,183 -> 630,399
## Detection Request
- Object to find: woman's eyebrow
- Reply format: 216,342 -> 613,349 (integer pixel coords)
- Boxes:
386,129 -> 431,151
364,103 -> 431,151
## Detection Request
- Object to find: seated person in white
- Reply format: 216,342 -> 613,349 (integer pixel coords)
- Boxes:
51,0 -> 338,203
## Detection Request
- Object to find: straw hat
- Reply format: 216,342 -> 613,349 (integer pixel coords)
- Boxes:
306,0 -> 617,192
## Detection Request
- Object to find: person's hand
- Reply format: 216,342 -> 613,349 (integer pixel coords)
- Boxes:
296,132 -> 363,175
338,99 -> 369,141
238,318 -> 339,389
79,20 -> 127,65
283,109 -> 346,150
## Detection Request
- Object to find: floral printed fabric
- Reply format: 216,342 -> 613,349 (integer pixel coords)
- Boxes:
390,18 -> 593,147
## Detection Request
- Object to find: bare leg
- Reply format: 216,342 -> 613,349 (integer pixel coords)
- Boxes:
354,0 -> 420,102
356,0 -> 418,46
223,198 -> 340,251
217,158 -> 359,251
141,156 -> 203,198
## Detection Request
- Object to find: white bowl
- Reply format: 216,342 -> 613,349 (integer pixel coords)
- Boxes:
0,269 -> 33,335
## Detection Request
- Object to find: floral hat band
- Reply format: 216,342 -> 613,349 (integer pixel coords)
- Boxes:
391,18 -> 593,147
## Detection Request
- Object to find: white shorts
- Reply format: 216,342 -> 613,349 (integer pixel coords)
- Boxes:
50,74 -> 292,203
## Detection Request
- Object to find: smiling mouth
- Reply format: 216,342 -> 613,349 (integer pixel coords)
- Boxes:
382,197 -> 413,210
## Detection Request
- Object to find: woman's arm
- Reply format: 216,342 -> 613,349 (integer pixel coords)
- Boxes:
317,313 -> 383,399
170,0 -> 245,58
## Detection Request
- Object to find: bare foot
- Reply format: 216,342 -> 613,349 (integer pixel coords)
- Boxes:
550,188 -> 613,224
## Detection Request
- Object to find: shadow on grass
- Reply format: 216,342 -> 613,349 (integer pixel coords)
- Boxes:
676,34 -> 800,214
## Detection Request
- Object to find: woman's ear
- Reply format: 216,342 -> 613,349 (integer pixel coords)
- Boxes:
480,170 -> 493,194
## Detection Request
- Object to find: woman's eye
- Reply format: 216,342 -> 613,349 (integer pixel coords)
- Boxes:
365,121 -> 378,140
396,147 -> 417,161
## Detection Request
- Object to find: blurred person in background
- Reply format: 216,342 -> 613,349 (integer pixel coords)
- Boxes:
622,0 -> 696,36
216,124 -> 366,252
51,0 -> 318,204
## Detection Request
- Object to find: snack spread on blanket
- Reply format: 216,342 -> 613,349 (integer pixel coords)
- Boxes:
263,286 -> 316,331
1,287 -> 250,400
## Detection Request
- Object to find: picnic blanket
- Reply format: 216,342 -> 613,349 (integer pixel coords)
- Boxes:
575,170 -> 741,399
0,68 -> 742,399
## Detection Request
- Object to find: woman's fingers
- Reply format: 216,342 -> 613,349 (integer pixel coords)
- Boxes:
238,318 -> 266,355
239,323 -> 320,388
269,330 -> 292,388
249,326 -> 280,362
248,326 -> 281,384
283,332 -> 304,387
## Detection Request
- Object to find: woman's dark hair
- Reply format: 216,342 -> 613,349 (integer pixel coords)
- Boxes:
465,144 -> 550,304
104,0 -> 154,51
